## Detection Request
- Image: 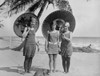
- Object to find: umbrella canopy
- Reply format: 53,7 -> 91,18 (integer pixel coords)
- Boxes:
13,13 -> 39,38
42,10 -> 76,39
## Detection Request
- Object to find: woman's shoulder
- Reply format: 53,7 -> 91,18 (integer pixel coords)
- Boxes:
29,29 -> 35,34
64,31 -> 72,34
51,30 -> 59,34
56,30 -> 59,33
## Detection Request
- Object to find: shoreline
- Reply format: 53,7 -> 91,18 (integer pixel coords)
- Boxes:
0,36 -> 100,53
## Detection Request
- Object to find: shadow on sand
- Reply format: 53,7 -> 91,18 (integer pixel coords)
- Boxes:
0,47 -> 10,50
0,66 -> 48,75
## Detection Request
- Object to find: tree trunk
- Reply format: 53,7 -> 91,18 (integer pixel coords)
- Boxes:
37,0 -> 48,19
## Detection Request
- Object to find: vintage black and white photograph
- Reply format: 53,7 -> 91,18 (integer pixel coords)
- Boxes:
0,0 -> 100,76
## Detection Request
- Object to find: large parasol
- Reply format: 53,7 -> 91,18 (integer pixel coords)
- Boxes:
42,10 -> 76,39
13,13 -> 39,38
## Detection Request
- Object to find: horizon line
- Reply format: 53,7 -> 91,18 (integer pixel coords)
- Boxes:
0,36 -> 100,38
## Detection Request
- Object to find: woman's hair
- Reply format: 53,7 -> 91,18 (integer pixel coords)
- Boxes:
50,19 -> 65,31
30,17 -> 37,28
55,19 -> 65,25
54,19 -> 65,30
65,22 -> 70,27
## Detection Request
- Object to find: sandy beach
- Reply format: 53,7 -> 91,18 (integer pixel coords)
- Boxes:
0,49 -> 100,76
0,37 -> 100,76
0,0 -> 100,75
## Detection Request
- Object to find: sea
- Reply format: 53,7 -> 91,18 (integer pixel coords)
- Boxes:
0,36 -> 100,50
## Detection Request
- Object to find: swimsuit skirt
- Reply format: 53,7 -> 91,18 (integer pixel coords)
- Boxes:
23,30 -> 36,57
60,32 -> 73,57
47,31 -> 59,54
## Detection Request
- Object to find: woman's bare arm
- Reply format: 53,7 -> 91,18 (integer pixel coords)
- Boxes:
36,42 -> 40,52
22,27 -> 29,38
63,32 -> 72,41
45,39 -> 48,52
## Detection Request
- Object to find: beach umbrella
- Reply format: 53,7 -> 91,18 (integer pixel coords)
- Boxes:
0,0 -> 53,17
13,13 -> 39,38
42,10 -> 76,39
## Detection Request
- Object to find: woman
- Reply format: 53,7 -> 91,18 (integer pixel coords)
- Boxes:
45,20 -> 60,74
60,22 -> 73,73
23,18 -> 39,73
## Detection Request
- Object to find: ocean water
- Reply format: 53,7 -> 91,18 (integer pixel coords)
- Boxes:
0,36 -> 100,50
72,37 -> 100,50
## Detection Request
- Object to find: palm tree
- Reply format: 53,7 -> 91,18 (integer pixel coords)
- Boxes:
0,0 -> 54,18
0,0 -> 78,18
0,0 -> 90,19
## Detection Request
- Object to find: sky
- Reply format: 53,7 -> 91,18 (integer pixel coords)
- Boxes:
0,0 -> 100,37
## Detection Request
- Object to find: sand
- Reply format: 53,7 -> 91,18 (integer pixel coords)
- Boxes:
0,39 -> 100,76
0,49 -> 100,76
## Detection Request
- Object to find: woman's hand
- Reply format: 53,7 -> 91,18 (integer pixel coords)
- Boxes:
63,36 -> 71,41
45,40 -> 48,52
45,45 -> 48,52
36,42 -> 40,52
22,27 -> 29,38
45,47 -> 48,52
58,41 -> 61,47
37,47 -> 40,52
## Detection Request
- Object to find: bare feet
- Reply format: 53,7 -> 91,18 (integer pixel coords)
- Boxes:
47,70 -> 53,75
52,70 -> 56,73
63,71 -> 69,74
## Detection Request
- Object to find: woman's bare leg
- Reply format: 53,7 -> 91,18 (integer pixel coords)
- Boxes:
61,56 -> 66,72
28,57 -> 33,73
48,54 -> 53,73
63,56 -> 71,73
66,56 -> 71,73
24,56 -> 28,72
53,54 -> 57,72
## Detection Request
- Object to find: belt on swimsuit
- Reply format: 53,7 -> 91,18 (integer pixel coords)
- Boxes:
49,42 -> 58,45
